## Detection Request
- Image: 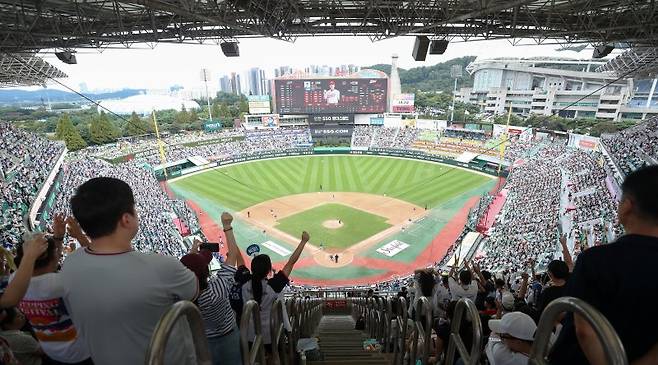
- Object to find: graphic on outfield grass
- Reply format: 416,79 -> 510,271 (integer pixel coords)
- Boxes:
169,155 -> 496,285
376,240 -> 410,257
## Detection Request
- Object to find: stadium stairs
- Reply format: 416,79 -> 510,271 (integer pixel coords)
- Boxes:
310,315 -> 388,365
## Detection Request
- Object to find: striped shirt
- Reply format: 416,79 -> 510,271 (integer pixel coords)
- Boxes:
197,264 -> 237,338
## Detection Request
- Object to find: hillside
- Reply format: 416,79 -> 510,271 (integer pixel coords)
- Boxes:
364,56 -> 476,93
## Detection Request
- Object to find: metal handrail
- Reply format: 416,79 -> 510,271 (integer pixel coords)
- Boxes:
239,300 -> 267,365
270,299 -> 288,365
392,296 -> 408,365
529,296 -> 628,365
145,300 -> 212,365
445,298 -> 483,365
383,297 -> 393,353
410,296 -> 433,365
287,298 -> 298,362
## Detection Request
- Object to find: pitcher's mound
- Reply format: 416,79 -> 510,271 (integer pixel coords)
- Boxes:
322,219 -> 343,229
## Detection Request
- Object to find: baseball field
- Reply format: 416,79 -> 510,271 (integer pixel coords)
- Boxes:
168,155 -> 497,286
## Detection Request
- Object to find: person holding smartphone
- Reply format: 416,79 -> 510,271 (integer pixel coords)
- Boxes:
180,212 -> 244,365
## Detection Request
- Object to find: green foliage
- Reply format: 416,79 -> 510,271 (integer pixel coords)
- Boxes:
365,56 -> 476,93
89,111 -> 118,145
55,114 -> 87,150
124,111 -> 152,136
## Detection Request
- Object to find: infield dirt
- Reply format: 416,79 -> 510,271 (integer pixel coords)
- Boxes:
237,192 -> 428,268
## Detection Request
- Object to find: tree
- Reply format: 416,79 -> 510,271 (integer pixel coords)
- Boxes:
238,97 -> 249,113
189,109 -> 199,123
89,111 -> 118,145
211,102 -> 221,120
124,111 -> 151,136
55,114 -> 87,150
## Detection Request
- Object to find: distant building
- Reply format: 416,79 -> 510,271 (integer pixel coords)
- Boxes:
230,72 -> 242,95
456,57 -> 658,121
219,76 -> 231,93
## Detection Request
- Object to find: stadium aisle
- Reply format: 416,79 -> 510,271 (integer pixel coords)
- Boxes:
310,315 -> 388,365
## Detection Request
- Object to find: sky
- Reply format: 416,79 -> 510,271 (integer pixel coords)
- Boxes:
32,36 -> 596,92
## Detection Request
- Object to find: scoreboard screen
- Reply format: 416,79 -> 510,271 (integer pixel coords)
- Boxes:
275,78 -> 387,114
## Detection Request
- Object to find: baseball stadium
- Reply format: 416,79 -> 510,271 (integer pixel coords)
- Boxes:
1,2 -> 658,365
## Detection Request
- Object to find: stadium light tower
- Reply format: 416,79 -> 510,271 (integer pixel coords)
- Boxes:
450,65 -> 462,121
200,68 -> 213,121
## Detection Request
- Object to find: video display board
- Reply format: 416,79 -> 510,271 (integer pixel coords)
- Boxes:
275,78 -> 387,114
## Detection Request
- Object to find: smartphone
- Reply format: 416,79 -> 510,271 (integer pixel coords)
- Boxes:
200,242 -> 220,252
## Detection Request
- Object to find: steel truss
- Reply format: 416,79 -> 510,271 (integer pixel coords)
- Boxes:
0,54 -> 67,87
0,0 -> 656,54
597,47 -> 658,78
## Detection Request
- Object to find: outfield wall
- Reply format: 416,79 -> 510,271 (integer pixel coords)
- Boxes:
163,147 -> 509,182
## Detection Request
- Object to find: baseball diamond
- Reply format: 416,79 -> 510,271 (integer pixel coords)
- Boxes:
168,155 -> 496,285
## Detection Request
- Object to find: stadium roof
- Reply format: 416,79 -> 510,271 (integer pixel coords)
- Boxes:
0,0 -> 656,52
596,47 -> 658,78
0,54 -> 67,88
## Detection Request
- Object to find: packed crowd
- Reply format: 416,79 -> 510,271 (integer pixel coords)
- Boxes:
139,128 -> 311,165
350,125 -> 377,148
601,116 -> 657,175
0,118 -> 656,364
52,158 -> 187,257
0,176 -> 311,365
384,164 -> 658,365
1,123 -> 65,250
475,143 -> 564,272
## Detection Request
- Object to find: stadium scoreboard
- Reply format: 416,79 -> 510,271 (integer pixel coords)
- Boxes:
275,78 -> 387,114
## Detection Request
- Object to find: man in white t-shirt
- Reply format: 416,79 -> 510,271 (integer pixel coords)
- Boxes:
486,312 -> 536,365
448,269 -> 478,302
323,81 -> 340,104
61,177 -> 198,365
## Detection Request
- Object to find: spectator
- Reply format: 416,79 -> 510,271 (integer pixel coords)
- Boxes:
0,307 -> 42,365
486,311 -> 537,365
235,231 -> 309,354
448,264 -> 478,302
535,259 -> 569,317
61,177 -> 198,365
14,215 -> 91,365
180,212 -> 243,365
550,165 -> 658,365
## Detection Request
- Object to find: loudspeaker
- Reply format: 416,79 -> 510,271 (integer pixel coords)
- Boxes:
592,44 -> 614,59
220,42 -> 240,57
412,36 -> 430,61
429,40 -> 449,55
55,51 -> 76,64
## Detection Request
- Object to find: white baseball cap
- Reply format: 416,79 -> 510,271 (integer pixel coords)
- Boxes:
488,312 -> 537,341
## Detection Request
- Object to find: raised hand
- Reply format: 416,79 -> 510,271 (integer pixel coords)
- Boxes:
22,234 -> 48,262
190,238 -> 201,254
221,212 -> 233,229
66,217 -> 85,240
52,213 -> 66,238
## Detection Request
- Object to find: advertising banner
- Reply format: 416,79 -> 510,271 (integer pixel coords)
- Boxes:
203,122 -> 222,132
568,133 -> 600,151
247,95 -> 271,114
392,93 -> 415,113
260,114 -> 279,128
309,125 -> 354,138
275,78 -> 387,114
310,114 -> 354,124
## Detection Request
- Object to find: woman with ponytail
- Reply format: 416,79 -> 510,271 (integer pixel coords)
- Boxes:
235,231 -> 310,353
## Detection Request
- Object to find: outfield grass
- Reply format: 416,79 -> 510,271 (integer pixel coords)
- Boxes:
275,203 -> 391,249
169,155 -> 492,211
